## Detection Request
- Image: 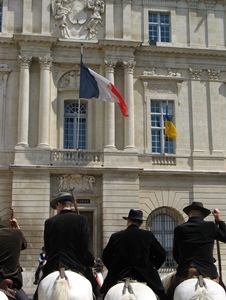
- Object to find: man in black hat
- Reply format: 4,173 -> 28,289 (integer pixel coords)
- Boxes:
166,201 -> 226,299
34,192 -> 97,299
100,209 -> 167,300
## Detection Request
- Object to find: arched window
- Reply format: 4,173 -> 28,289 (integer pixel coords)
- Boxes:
146,207 -> 184,272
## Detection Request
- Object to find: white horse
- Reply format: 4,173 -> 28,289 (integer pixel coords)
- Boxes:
161,272 -> 226,300
104,279 -> 158,300
174,277 -> 226,300
38,269 -> 93,300
0,291 -> 8,300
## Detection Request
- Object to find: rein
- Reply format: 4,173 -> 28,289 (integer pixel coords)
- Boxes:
215,221 -> 222,280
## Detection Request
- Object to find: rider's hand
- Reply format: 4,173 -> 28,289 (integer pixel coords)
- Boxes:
9,217 -> 20,229
212,208 -> 221,222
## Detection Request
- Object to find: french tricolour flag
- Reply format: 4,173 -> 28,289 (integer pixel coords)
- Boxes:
79,56 -> 128,117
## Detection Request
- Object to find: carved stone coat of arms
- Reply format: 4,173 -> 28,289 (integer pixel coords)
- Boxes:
51,0 -> 105,40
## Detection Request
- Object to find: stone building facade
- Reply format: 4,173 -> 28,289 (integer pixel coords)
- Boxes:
0,0 -> 226,291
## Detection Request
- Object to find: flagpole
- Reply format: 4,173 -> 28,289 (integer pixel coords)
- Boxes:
76,44 -> 84,150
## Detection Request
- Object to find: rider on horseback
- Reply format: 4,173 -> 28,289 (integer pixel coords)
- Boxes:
100,209 -> 167,300
33,192 -> 98,300
0,216 -> 29,300
166,202 -> 226,299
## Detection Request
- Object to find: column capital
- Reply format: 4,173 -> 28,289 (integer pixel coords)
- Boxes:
39,56 -> 53,71
104,60 -> 117,73
18,55 -> 32,68
207,69 -> 220,81
187,0 -> 198,9
189,68 -> 202,80
122,60 -> 136,74
205,1 -> 216,10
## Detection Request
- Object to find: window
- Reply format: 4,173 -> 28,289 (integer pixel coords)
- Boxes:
149,12 -> 170,42
151,101 -> 175,154
64,102 -> 87,149
0,3 -> 2,32
147,208 -> 184,271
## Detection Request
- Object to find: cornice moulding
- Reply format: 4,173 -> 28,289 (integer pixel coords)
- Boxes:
140,75 -> 185,82
138,45 -> 226,58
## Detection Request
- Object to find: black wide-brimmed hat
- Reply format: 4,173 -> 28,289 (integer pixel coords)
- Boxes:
183,201 -> 211,218
50,192 -> 74,209
123,209 -> 143,221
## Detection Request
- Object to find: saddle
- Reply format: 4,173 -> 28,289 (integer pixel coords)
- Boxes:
0,279 -> 16,299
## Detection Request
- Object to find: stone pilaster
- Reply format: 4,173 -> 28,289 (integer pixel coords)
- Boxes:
207,69 -> 223,154
105,0 -> 114,38
22,0 -> 32,33
123,0 -> 132,39
189,68 -> 205,155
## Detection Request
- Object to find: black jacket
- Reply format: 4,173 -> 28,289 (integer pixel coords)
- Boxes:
0,225 -> 27,289
42,210 -> 94,277
173,217 -> 226,277
100,224 -> 166,295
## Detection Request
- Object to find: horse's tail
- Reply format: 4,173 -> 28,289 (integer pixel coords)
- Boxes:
122,294 -> 136,300
53,268 -> 70,300
190,276 -> 213,300
190,288 -> 213,300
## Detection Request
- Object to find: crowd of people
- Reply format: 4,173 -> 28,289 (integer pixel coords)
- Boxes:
0,192 -> 226,300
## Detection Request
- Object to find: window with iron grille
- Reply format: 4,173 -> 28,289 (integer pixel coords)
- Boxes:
151,100 -> 175,154
149,12 -> 171,43
146,207 -> 184,272
64,101 -> 87,149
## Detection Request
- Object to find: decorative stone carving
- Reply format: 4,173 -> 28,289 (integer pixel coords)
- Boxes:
86,0 -> 105,39
147,82 -> 177,94
207,69 -> 220,80
187,0 -> 198,9
205,1 -> 216,9
51,0 -> 105,40
143,68 -> 156,76
58,70 -> 80,89
167,68 -> 181,77
58,173 -> 95,194
104,60 -> 116,73
18,55 -> 32,68
122,60 -> 136,74
39,56 -> 53,71
51,0 -> 72,38
189,68 -> 202,80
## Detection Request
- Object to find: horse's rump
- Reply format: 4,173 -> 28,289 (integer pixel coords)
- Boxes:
0,291 -> 8,300
104,279 -> 157,300
38,270 -> 93,300
174,277 -> 226,300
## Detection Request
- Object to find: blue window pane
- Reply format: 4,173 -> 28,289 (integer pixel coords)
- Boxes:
151,115 -> 161,128
64,102 -> 87,149
151,102 -> 161,113
149,13 -> 158,23
149,12 -> 170,43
